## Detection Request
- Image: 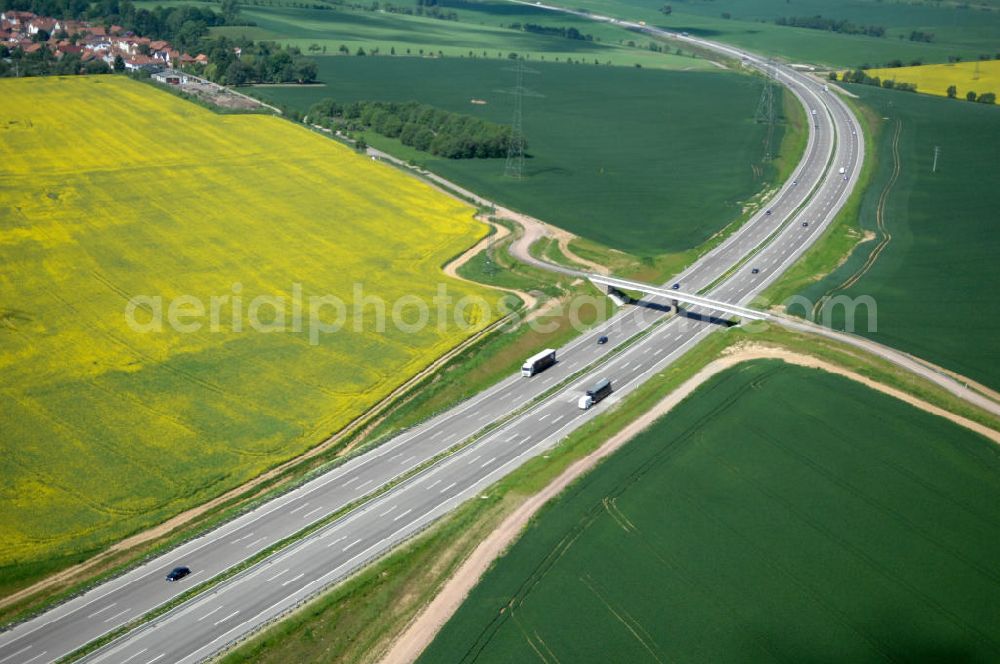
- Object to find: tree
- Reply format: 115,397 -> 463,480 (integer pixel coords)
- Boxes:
947,84 -> 957,99
84,59 -> 111,74
356,47 -> 366,56
295,58 -> 317,83
225,60 -> 251,84
660,4 -> 671,14
113,54 -> 125,72
967,90 -> 977,101
977,92 -> 996,104
828,71 -> 838,81
339,44 -> 349,54
221,0 -> 240,23
355,136 -> 367,152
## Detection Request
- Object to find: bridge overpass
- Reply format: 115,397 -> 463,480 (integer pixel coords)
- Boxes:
588,274 -> 771,322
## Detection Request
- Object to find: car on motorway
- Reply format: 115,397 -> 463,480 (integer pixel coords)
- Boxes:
765,209 -> 772,215
671,283 -> 680,290
166,566 -> 191,582
751,268 -> 760,274
597,335 -> 609,345
802,221 -> 809,227
792,179 -> 798,185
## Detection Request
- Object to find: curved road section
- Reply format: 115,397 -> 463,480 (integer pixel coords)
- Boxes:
0,19 -> 862,664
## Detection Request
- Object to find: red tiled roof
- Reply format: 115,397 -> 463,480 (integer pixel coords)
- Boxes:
30,17 -> 56,31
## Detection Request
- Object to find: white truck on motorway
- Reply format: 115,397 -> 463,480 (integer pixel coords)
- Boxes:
522,348 -> 556,377
578,378 -> 612,410
838,166 -> 846,174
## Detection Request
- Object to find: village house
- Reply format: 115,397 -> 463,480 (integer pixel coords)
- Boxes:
26,16 -> 56,36
2,11 -> 205,69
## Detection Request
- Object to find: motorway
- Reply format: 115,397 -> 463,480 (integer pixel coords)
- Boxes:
0,17 -> 862,664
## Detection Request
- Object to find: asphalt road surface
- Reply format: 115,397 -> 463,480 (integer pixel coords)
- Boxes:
0,17 -> 862,664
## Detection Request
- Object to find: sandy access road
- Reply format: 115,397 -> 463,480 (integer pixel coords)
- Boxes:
365,146 -> 606,276
379,343 -> 1000,664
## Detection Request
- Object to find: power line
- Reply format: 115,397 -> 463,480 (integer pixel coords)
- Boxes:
754,60 -> 777,161
496,59 -> 542,180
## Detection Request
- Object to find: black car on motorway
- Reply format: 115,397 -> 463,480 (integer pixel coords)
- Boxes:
166,566 -> 191,582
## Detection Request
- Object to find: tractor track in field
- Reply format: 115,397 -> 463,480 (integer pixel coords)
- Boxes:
812,116 -> 902,319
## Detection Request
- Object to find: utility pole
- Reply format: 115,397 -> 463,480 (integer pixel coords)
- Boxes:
932,145 -> 940,173
496,59 -> 542,180
754,60 -> 777,161
484,204 -> 497,276
504,61 -> 525,180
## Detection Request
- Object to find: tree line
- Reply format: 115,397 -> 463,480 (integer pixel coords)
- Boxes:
834,69 -> 918,92
833,70 -> 995,103
947,85 -> 995,103
201,37 -> 317,84
507,23 -> 594,41
308,99 -> 518,159
775,15 -> 886,38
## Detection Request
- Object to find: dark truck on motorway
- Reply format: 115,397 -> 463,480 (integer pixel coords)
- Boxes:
578,378 -> 612,410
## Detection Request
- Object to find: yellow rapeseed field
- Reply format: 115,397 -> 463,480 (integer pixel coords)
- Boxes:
0,76 -> 496,587
855,60 -> 1000,99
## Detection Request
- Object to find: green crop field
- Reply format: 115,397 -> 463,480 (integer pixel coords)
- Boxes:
253,57 -> 788,256
564,0 -> 1000,68
140,0 -> 702,67
0,76 -> 496,594
796,85 -> 1000,391
421,360 -> 1000,663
